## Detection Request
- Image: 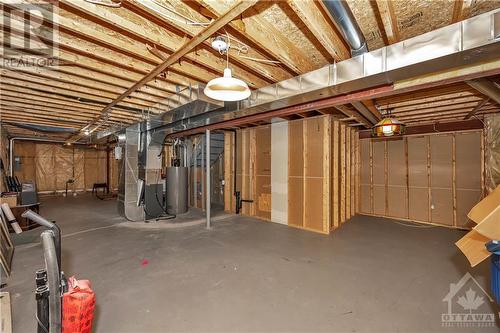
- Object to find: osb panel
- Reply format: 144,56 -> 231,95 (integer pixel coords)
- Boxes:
431,188 -> 454,226
304,178 -> 324,232
288,120 -> 304,177
387,139 -> 406,186
455,131 -> 481,190
255,126 -> 271,176
387,186 -> 407,218
346,0 -> 385,49
409,187 -> 429,222
372,141 -> 385,185
13,141 -> 36,182
392,0 -> 453,41
259,2 -> 328,68
408,136 -> 427,187
360,139 -> 370,185
305,117 -> 324,178
35,144 -> 55,191
360,184 -> 371,214
288,177 -> 303,227
456,189 -> 482,228
468,0 -> 500,18
373,185 -> 386,215
430,134 -> 453,188
54,146 -> 74,190
256,175 -> 271,220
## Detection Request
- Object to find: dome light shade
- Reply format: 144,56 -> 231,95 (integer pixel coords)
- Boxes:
204,68 -> 251,102
372,117 -> 406,137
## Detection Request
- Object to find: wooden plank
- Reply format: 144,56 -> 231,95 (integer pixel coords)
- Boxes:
464,99 -> 489,119
67,0 -> 258,141
323,116 -> 331,233
374,0 -> 400,44
196,0 -> 315,75
287,0 -> 350,61
346,126 -> 351,219
124,0 -> 273,86
223,132 -> 234,213
340,123 -> 346,223
332,120 -> 340,229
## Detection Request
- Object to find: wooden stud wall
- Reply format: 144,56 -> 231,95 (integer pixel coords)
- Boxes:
221,116 -> 358,235
330,120 -> 358,231
359,130 -> 483,229
288,116 -> 331,234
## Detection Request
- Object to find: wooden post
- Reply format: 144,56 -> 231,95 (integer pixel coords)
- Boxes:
322,116 -> 331,233
340,123 -> 346,224
452,133 -> 457,227
332,120 -> 340,230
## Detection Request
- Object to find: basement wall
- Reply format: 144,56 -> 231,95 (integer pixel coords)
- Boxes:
359,131 -> 483,229
12,141 -> 120,193
224,115 -> 358,234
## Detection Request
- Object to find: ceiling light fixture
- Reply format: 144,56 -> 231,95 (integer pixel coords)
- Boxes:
372,109 -> 406,137
204,37 -> 250,102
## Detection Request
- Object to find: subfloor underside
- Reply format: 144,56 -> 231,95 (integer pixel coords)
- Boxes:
4,195 -> 499,333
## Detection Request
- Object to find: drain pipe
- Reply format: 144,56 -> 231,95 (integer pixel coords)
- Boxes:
322,0 -> 368,56
205,129 -> 211,229
8,137 -> 87,177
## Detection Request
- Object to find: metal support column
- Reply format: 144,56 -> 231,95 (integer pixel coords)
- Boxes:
205,129 -> 211,229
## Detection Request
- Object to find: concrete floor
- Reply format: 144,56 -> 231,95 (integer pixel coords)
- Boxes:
3,194 -> 499,332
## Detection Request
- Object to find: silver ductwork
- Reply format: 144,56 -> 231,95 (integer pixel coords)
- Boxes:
156,9 -> 499,136
322,0 -> 368,56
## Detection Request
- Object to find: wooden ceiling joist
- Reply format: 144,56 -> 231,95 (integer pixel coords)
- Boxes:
286,0 -> 350,61
56,0 -> 267,88
464,99 -> 490,119
124,0 -> 285,84
193,0 -> 314,75
372,0 -> 400,44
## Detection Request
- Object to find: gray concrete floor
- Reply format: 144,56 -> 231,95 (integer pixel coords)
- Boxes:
3,194 -> 499,333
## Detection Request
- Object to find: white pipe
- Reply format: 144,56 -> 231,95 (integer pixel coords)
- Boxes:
1,203 -> 22,234
205,129 -> 211,229
8,137 -> 86,177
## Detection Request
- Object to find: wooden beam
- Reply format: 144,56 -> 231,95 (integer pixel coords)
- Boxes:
125,0 -> 283,84
56,0 -> 267,87
452,0 -> 473,23
286,0 -> 349,61
465,99 -> 490,119
70,0 -> 257,141
373,0 -> 400,44
194,0 -> 315,75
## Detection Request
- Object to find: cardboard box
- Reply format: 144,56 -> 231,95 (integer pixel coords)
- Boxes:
456,186 -> 500,267
0,196 -> 17,208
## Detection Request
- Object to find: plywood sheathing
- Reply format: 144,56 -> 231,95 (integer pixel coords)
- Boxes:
359,130 -> 483,229
224,131 -> 235,213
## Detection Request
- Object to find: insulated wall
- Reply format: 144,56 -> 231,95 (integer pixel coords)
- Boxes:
359,131 -> 483,228
224,115 -> 358,234
13,141 -> 119,193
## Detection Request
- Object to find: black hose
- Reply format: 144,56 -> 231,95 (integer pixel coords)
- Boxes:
36,285 -> 50,333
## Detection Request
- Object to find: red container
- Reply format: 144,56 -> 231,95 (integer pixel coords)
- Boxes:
62,277 -> 96,333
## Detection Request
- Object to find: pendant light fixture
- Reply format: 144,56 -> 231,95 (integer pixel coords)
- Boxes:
372,109 -> 406,137
204,37 -> 251,102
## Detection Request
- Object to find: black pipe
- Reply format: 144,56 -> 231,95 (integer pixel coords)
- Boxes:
36,285 -> 50,333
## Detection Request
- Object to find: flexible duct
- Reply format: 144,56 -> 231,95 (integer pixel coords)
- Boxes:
322,0 -> 368,56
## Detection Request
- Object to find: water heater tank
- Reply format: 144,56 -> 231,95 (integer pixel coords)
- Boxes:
166,166 -> 188,215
